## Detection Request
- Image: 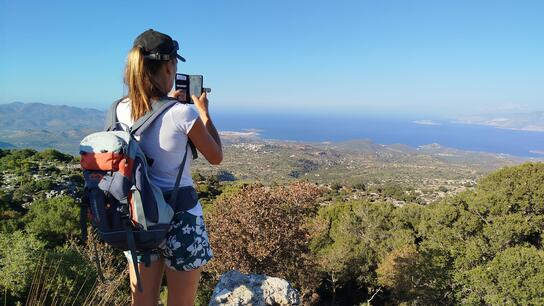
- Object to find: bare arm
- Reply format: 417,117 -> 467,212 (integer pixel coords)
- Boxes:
187,92 -> 222,165
198,109 -> 221,150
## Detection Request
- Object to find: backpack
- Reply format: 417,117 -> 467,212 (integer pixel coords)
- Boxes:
79,98 -> 198,292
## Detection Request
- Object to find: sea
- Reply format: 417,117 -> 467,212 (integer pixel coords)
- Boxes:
213,112 -> 544,158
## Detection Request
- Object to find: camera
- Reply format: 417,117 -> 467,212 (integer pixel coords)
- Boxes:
175,74 -> 211,104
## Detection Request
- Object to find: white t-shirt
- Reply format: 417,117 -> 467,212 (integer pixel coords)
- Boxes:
116,98 -> 203,216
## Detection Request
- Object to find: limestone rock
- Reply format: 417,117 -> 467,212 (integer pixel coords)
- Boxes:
209,270 -> 300,306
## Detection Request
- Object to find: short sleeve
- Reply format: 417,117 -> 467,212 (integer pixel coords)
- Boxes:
169,104 -> 199,135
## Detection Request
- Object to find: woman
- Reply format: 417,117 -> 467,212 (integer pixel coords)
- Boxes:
115,29 -> 222,306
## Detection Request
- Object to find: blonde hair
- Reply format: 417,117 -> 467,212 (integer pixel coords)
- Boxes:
124,47 -> 168,121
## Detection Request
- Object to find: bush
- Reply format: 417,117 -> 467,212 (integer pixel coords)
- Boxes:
36,148 -> 73,163
206,182 -> 324,300
0,210 -> 23,234
0,149 -> 37,172
352,182 -> 366,191
25,247 -> 97,306
24,196 -> 80,247
0,231 -> 46,297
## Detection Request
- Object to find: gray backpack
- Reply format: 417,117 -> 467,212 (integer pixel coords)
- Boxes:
80,98 -> 197,291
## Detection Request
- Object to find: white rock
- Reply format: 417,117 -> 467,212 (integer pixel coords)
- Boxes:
209,270 -> 300,306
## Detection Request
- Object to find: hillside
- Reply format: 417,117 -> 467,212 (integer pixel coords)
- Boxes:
0,102 -> 104,152
1,149 -> 543,305
0,102 -> 104,131
0,102 -> 537,204
195,136 -> 529,203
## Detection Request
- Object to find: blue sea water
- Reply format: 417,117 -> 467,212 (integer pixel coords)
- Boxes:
214,112 -> 544,158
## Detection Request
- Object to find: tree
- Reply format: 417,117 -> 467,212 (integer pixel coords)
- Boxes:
309,201 -> 361,304
462,246 -> 544,305
310,199 -> 421,305
412,163 -> 544,305
377,245 -> 456,305
471,162 -> 544,217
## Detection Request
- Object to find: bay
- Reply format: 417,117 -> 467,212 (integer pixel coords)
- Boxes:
214,112 -> 544,157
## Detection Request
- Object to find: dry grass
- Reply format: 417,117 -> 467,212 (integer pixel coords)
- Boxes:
25,231 -> 130,306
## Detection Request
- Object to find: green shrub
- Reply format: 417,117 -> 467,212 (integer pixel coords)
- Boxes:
25,247 -> 97,306
0,231 -> 46,297
24,196 -> 80,247
36,148 -> 73,163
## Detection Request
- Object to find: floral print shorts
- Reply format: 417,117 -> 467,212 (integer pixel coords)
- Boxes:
125,211 -> 213,271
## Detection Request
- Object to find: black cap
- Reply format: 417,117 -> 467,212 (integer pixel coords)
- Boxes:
133,29 -> 186,62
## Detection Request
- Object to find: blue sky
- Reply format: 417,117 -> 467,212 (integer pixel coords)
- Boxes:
0,0 -> 542,118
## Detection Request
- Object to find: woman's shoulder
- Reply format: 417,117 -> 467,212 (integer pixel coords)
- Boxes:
115,98 -> 133,126
118,97 -> 130,104
167,101 -> 199,121
115,97 -> 131,114
162,101 -> 199,134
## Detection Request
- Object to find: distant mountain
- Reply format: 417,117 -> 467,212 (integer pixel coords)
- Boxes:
0,102 -> 105,131
0,141 -> 15,148
454,112 -> 544,132
0,102 -> 105,153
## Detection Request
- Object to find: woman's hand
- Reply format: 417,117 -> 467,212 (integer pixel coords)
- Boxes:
169,89 -> 187,102
187,91 -> 222,165
191,92 -> 209,117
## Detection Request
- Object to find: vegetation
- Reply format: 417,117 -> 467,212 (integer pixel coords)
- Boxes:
1,148 -> 543,305
24,196 -> 80,247
206,182 -> 324,301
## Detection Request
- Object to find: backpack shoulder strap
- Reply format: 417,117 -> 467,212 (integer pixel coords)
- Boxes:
169,142 -> 190,205
130,98 -> 178,136
104,97 -> 127,131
